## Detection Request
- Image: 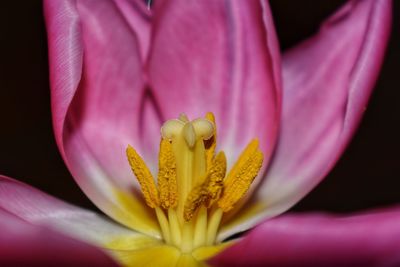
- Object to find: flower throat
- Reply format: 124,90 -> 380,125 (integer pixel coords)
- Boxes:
126,112 -> 263,252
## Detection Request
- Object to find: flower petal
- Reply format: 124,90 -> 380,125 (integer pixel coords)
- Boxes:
44,0 -> 160,236
220,0 -> 392,240
0,208 -> 118,267
212,207 -> 400,267
147,0 -> 281,169
0,175 -> 147,246
113,0 -> 152,61
192,242 -> 235,261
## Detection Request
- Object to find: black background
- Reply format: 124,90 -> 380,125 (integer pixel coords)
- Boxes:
0,0 -> 399,214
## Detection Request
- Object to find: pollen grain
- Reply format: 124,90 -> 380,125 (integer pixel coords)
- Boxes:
158,139 -> 178,209
126,145 -> 159,208
218,139 -> 263,212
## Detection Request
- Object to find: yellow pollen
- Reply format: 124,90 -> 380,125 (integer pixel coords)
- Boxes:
204,152 -> 226,207
183,152 -> 226,221
125,113 -> 264,253
158,139 -> 178,209
126,145 -> 159,208
183,184 -> 209,222
218,139 -> 263,212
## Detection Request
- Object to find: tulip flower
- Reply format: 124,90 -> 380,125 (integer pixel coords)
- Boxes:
0,0 -> 394,266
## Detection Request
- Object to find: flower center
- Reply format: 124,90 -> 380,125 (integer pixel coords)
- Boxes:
126,112 -> 263,253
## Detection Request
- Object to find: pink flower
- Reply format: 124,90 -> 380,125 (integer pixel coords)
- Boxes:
0,0 -> 395,266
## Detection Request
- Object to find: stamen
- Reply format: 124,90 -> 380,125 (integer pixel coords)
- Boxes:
183,184 -> 209,222
126,145 -> 159,208
183,152 -> 226,221
206,208 -> 223,245
218,139 -> 263,212
158,139 -> 178,209
168,208 -> 182,246
222,139 -> 259,191
204,152 -> 226,207
155,207 -> 171,243
193,206 -> 208,247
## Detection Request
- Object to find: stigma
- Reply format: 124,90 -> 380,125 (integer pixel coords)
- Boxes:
126,112 -> 263,253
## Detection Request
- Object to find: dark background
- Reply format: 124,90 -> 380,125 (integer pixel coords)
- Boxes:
0,0 -> 399,214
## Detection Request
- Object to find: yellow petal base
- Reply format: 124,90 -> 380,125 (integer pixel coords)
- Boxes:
107,234 -> 233,267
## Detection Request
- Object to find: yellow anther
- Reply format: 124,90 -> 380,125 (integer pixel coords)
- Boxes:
223,139 -> 259,190
183,152 -> 226,221
183,185 -> 209,222
158,139 -> 178,209
204,112 -> 217,171
218,139 -> 263,212
126,145 -> 159,208
204,152 -> 226,207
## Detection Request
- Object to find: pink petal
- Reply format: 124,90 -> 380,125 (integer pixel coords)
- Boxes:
0,175 -> 139,245
0,208 -> 118,267
222,0 -> 392,238
147,0 -> 281,168
113,0 -> 152,61
44,0 -> 160,234
262,0 -> 392,214
212,207 -> 400,267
